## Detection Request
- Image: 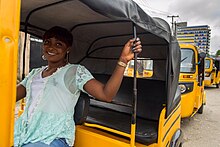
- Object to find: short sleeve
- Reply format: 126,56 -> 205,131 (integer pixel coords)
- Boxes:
19,69 -> 36,88
76,65 -> 94,93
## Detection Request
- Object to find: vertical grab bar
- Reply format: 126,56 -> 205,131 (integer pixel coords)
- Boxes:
130,23 -> 137,147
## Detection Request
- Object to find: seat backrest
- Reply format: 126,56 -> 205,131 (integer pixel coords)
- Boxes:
92,74 -> 166,120
74,93 -> 90,125
136,78 -> 165,120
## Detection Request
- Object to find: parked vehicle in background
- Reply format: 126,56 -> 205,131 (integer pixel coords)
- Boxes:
179,44 -> 206,118
204,57 -> 220,88
125,58 -> 153,78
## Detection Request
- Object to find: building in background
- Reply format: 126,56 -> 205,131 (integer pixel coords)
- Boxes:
176,23 -> 211,54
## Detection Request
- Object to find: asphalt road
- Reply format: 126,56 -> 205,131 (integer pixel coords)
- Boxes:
181,86 -> 220,147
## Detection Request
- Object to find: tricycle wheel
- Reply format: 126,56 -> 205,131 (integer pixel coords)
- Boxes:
198,104 -> 204,114
179,142 -> 183,147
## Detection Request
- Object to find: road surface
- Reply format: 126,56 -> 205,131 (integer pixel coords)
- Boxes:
181,86 -> 220,147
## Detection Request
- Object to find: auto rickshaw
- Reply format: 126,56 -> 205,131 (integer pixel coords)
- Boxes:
204,57 -> 220,88
0,0 -> 183,147
179,44 -> 206,118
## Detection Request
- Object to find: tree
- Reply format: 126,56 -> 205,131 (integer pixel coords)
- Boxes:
216,50 -> 220,56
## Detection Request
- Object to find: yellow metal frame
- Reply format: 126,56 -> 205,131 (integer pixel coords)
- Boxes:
179,44 -> 205,118
0,0 -> 21,146
82,123 -> 136,147
74,103 -> 181,147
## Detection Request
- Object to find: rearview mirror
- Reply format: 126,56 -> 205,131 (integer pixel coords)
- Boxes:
199,52 -> 206,58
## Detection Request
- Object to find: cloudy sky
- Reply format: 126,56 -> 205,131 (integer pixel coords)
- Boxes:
134,0 -> 220,54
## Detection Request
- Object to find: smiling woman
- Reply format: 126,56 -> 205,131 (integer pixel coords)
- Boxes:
15,26 -> 142,147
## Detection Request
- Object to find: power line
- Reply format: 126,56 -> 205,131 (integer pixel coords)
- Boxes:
138,0 -> 171,15
133,0 -> 171,16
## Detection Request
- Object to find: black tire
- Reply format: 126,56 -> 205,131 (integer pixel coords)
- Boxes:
216,83 -> 219,88
198,104 -> 204,114
179,143 -> 183,147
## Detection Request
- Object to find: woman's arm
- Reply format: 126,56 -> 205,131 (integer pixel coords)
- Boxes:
84,38 -> 142,102
16,84 -> 26,102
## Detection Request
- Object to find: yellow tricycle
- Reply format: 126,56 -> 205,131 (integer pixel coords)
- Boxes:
0,0 -> 183,147
204,57 -> 220,88
179,44 -> 206,118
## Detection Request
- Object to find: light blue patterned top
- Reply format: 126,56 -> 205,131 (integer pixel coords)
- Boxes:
14,64 -> 94,147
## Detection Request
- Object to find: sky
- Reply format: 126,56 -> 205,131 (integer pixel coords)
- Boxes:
133,0 -> 220,54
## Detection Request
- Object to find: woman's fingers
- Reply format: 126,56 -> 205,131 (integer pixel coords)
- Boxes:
132,45 -> 142,53
132,37 -> 142,53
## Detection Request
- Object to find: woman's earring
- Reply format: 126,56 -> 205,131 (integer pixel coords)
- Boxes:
42,55 -> 46,60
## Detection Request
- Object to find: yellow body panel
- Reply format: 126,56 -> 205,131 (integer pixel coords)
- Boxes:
204,57 -> 220,87
0,0 -> 21,146
204,74 -> 215,86
179,44 -> 205,118
75,103 -> 181,147
179,76 -> 196,117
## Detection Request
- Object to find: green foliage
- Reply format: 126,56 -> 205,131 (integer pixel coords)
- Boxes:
216,50 -> 220,56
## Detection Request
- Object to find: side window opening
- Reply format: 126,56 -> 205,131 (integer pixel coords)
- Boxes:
124,58 -> 153,78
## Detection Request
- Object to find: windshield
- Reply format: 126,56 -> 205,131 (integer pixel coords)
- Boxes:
205,59 -> 211,69
180,49 -> 196,73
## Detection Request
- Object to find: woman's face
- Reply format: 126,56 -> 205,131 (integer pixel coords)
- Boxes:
43,37 -> 69,63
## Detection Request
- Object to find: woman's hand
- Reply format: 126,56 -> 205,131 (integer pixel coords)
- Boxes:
84,38 -> 142,102
119,38 -> 142,64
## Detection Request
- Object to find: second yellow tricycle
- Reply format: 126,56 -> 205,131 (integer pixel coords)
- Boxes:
179,44 -> 206,118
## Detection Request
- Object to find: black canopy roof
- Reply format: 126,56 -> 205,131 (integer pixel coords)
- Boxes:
21,0 -> 181,117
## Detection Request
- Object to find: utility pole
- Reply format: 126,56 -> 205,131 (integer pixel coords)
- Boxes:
167,15 -> 179,36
